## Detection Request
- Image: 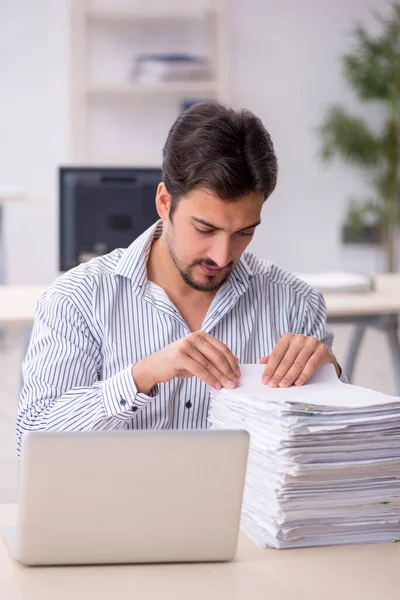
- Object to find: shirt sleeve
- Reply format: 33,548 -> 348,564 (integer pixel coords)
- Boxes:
17,289 -> 158,456
299,289 -> 348,384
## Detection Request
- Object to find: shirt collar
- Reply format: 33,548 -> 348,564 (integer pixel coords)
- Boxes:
114,220 -> 163,297
114,220 -> 254,298
228,254 -> 254,296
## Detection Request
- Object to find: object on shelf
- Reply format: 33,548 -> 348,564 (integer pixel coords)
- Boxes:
341,224 -> 381,245
296,271 -> 374,294
131,53 -> 212,83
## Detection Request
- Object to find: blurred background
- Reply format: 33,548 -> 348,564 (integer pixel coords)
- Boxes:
0,0 -> 399,501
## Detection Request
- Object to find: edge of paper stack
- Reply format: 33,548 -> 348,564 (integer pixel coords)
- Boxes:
208,364 -> 400,549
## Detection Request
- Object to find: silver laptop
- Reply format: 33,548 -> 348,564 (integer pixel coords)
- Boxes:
2,429 -> 249,566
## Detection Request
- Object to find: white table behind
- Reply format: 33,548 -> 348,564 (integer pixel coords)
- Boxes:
3,276 -> 400,390
2,275 -> 400,324
0,286 -> 47,325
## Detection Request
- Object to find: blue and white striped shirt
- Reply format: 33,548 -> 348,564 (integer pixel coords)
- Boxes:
17,221 -> 344,455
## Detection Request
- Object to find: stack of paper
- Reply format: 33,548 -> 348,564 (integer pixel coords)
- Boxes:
208,364 -> 400,548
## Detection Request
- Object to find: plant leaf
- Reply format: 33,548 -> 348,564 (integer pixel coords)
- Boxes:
320,106 -> 381,166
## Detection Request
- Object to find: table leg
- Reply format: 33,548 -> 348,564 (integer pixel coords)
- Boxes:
387,326 -> 400,396
0,203 -> 3,284
0,205 -> 5,345
342,324 -> 366,382
338,314 -> 400,394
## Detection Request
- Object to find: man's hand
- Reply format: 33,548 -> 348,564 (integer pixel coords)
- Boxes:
260,333 -> 340,388
132,331 -> 240,394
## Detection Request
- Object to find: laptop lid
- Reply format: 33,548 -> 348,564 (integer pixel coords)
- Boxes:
12,429 -> 249,565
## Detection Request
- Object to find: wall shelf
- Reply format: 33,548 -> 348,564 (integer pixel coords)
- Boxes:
86,81 -> 219,96
85,7 -> 217,22
69,0 -> 228,165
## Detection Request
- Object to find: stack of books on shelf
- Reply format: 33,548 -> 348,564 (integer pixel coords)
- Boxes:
132,53 -> 212,83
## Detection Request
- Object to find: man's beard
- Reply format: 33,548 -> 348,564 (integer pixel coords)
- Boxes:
166,228 -> 232,292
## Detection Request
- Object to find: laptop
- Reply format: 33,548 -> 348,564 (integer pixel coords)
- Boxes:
2,429 -> 249,566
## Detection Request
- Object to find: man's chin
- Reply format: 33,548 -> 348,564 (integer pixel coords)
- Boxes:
188,272 -> 229,292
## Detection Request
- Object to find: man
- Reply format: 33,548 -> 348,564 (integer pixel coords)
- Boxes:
17,102 -> 344,455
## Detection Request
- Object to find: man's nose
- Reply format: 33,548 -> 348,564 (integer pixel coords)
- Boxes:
208,237 -> 232,268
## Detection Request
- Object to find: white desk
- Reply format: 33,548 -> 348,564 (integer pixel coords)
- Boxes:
3,275 -> 400,320
0,285 -> 47,324
0,504 -> 399,600
322,274 -> 400,392
2,276 -> 400,390
3,276 -> 400,323
323,274 -> 400,318
0,189 -> 32,342
0,189 -> 31,284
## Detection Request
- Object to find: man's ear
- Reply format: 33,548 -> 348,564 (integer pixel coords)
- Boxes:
155,182 -> 171,219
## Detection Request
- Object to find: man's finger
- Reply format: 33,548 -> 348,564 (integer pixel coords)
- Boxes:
293,344 -> 330,386
276,344 -> 319,387
265,342 -> 313,388
181,354 -> 224,390
185,339 -> 239,388
262,335 -> 296,385
197,332 -> 240,379
205,334 -> 241,377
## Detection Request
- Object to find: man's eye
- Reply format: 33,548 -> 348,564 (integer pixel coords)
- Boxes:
195,228 -> 213,235
238,230 -> 255,237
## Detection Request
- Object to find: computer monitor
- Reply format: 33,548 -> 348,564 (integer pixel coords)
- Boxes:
59,166 -> 162,271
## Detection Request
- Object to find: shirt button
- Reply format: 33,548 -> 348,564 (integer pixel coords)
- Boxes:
131,406 -> 138,412
185,400 -> 192,409
120,398 -> 127,406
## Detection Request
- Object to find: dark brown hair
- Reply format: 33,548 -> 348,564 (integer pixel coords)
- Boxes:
162,102 -> 278,217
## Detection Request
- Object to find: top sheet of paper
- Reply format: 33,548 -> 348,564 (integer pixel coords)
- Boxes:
220,364 -> 400,408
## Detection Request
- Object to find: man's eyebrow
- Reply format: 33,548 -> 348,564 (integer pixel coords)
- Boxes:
192,217 -> 261,232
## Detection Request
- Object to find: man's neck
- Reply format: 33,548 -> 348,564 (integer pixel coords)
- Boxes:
147,235 -> 216,302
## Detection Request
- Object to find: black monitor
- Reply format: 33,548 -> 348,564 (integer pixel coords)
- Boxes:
59,166 -> 162,271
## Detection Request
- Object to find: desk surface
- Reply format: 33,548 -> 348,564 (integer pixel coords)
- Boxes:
324,273 -> 400,318
1,504 -> 399,600
2,274 -> 400,324
0,285 -> 48,324
0,188 -> 30,203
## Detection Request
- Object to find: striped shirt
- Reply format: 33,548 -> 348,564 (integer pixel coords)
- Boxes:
17,221 -> 345,455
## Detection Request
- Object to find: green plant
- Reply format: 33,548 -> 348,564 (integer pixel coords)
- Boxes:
320,3 -> 400,271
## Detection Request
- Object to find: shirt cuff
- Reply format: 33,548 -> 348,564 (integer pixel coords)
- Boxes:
337,364 -> 348,384
101,365 -> 158,419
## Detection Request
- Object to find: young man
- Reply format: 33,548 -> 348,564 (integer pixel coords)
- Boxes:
17,102 -> 344,455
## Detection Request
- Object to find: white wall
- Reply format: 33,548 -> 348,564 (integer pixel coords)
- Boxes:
229,0 -> 392,273
0,0 -> 69,284
0,0 -> 394,283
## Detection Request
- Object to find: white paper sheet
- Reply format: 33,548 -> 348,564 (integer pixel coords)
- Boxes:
221,363 -> 400,408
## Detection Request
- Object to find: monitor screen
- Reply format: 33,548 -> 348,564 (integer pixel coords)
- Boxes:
59,166 -> 162,271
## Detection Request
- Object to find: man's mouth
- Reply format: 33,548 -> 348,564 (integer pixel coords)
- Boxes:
199,264 -> 225,276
